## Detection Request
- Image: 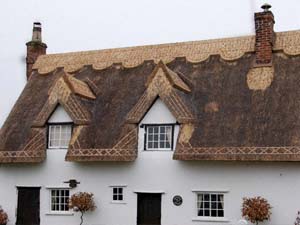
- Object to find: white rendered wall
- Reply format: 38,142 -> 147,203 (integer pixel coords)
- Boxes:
1,100 -> 300,225
48,105 -> 73,123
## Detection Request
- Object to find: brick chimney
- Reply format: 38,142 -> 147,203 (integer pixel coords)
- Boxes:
254,4 -> 275,66
26,22 -> 47,80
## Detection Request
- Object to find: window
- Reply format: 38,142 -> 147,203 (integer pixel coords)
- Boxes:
48,124 -> 72,149
50,189 -> 70,212
197,193 -> 224,218
112,187 -> 123,201
145,124 -> 174,150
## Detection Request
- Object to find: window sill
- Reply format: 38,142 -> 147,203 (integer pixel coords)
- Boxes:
143,149 -> 173,152
46,212 -> 74,216
109,184 -> 127,187
110,201 -> 127,204
45,186 -> 71,189
192,217 -> 229,222
192,189 -> 229,193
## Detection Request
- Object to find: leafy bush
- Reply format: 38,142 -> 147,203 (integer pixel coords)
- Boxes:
0,206 -> 8,225
242,196 -> 271,225
69,192 -> 96,225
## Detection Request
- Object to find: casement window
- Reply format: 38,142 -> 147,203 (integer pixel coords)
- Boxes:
48,124 -> 72,149
197,193 -> 224,218
50,189 -> 70,212
112,187 -> 124,201
144,124 -> 174,150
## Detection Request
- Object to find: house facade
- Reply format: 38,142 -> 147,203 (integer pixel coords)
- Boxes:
1,5 -> 300,225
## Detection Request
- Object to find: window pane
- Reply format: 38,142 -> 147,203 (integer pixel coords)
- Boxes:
204,209 -> 210,216
113,188 -> 118,194
204,202 -> 210,209
160,134 -> 165,140
204,194 -> 210,201
148,127 -> 153,133
54,127 -> 60,139
211,210 -> 217,217
198,194 -> 203,201
118,188 -> 123,194
166,142 -> 171,148
218,210 -> 224,217
198,209 -> 204,216
211,202 -> 217,209
50,128 -> 55,139
159,141 -> 165,148
218,195 -> 223,202
211,194 -> 217,201
148,142 -> 153,149
218,202 -> 223,210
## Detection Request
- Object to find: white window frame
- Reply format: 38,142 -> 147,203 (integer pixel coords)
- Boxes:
192,191 -> 229,222
49,188 -> 71,214
48,123 -> 72,149
144,124 -> 174,151
110,186 -> 126,204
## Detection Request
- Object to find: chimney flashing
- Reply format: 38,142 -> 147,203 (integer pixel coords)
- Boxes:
26,41 -> 47,48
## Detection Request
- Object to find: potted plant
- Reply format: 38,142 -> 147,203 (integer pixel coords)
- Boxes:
242,196 -> 272,225
0,206 -> 8,225
69,192 -> 96,225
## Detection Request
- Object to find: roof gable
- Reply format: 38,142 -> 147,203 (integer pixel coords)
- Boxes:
141,98 -> 176,124
48,105 -> 72,123
33,72 -> 94,126
126,62 -> 195,124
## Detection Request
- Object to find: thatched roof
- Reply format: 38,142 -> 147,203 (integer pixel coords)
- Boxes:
1,30 -> 300,163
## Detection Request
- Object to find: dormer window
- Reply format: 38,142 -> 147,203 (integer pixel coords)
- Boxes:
48,124 -> 72,149
144,124 -> 174,151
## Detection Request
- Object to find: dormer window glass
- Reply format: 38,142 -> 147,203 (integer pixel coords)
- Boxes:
144,124 -> 174,150
48,124 -> 72,149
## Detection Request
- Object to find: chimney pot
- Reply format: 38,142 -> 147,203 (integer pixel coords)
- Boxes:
32,22 -> 43,42
26,22 -> 47,80
261,3 -> 272,12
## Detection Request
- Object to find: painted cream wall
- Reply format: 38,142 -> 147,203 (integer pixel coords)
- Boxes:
1,99 -> 300,225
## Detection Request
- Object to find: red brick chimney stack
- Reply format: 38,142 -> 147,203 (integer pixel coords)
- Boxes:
254,3 -> 275,66
26,22 -> 47,80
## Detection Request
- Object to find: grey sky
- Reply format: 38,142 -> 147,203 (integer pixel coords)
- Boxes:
0,0 -> 299,127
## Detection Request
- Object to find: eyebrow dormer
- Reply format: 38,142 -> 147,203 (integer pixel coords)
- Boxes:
126,61 -> 195,125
